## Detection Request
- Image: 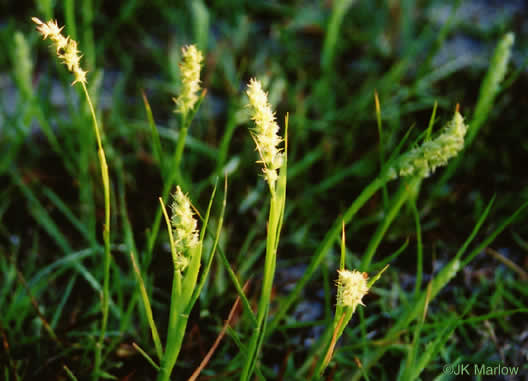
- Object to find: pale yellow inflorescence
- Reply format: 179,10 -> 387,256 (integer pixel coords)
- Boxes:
32,17 -> 87,85
246,78 -> 284,189
174,45 -> 204,115
390,111 -> 468,179
170,186 -> 199,271
336,269 -> 369,310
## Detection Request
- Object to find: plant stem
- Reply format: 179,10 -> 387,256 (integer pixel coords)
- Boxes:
157,269 -> 187,381
240,193 -> 280,381
157,311 -> 189,381
81,83 -> 111,381
145,117 -> 189,267
172,123 -> 189,185
321,0 -> 358,73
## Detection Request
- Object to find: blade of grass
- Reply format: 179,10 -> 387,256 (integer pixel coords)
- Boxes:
189,178 -> 226,309
410,198 -> 423,296
129,251 -> 163,361
142,90 -> 164,172
374,91 -> 389,210
133,342 -> 160,371
42,186 -> 96,246
321,0 -> 358,73
63,365 -> 79,381
50,274 -> 77,329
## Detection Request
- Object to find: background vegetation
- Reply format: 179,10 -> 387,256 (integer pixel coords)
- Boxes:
1,0 -> 527,380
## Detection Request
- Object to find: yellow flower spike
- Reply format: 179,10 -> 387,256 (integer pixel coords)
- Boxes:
246,78 -> 284,189
336,269 -> 369,311
32,17 -> 87,85
391,111 -> 468,178
170,186 -> 199,272
174,44 -> 204,115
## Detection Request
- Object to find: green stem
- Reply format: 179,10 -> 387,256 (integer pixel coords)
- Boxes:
145,117 -> 189,267
240,193 -> 280,381
215,102 -> 238,174
156,249 -> 194,381
321,0 -> 358,73
310,311 -> 347,379
172,124 -> 188,184
157,311 -> 189,381
82,83 -> 111,381
410,199 -> 423,296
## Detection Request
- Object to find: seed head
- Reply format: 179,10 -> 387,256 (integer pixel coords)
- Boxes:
392,111 -> 468,178
246,78 -> 284,189
32,17 -> 87,85
170,186 -> 199,271
336,269 -> 369,310
174,45 -> 203,115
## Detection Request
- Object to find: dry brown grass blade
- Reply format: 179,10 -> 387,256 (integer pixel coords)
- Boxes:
486,247 -> 528,280
321,313 -> 346,372
187,280 -> 250,381
0,319 -> 20,381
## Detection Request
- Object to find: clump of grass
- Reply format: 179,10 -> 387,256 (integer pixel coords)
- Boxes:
130,181 -> 224,381
309,222 -> 389,378
156,188 -> 200,381
32,17 -> 111,381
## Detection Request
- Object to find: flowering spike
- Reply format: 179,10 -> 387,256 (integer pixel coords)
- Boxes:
391,111 -> 468,178
170,186 -> 199,271
32,17 -> 87,85
246,78 -> 284,189
336,269 -> 369,311
174,45 -> 204,115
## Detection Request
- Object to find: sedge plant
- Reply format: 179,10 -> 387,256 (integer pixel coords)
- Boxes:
240,79 -> 288,381
32,17 -> 111,381
312,224 -> 389,378
171,44 -> 205,182
151,183 -> 225,381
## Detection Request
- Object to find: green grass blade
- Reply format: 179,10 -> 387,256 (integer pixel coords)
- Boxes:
129,251 -> 163,361
321,0 -> 358,73
142,90 -> 164,172
468,32 -> 515,145
190,178 -> 227,310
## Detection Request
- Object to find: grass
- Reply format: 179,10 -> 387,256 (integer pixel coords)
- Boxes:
1,1 -> 528,380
